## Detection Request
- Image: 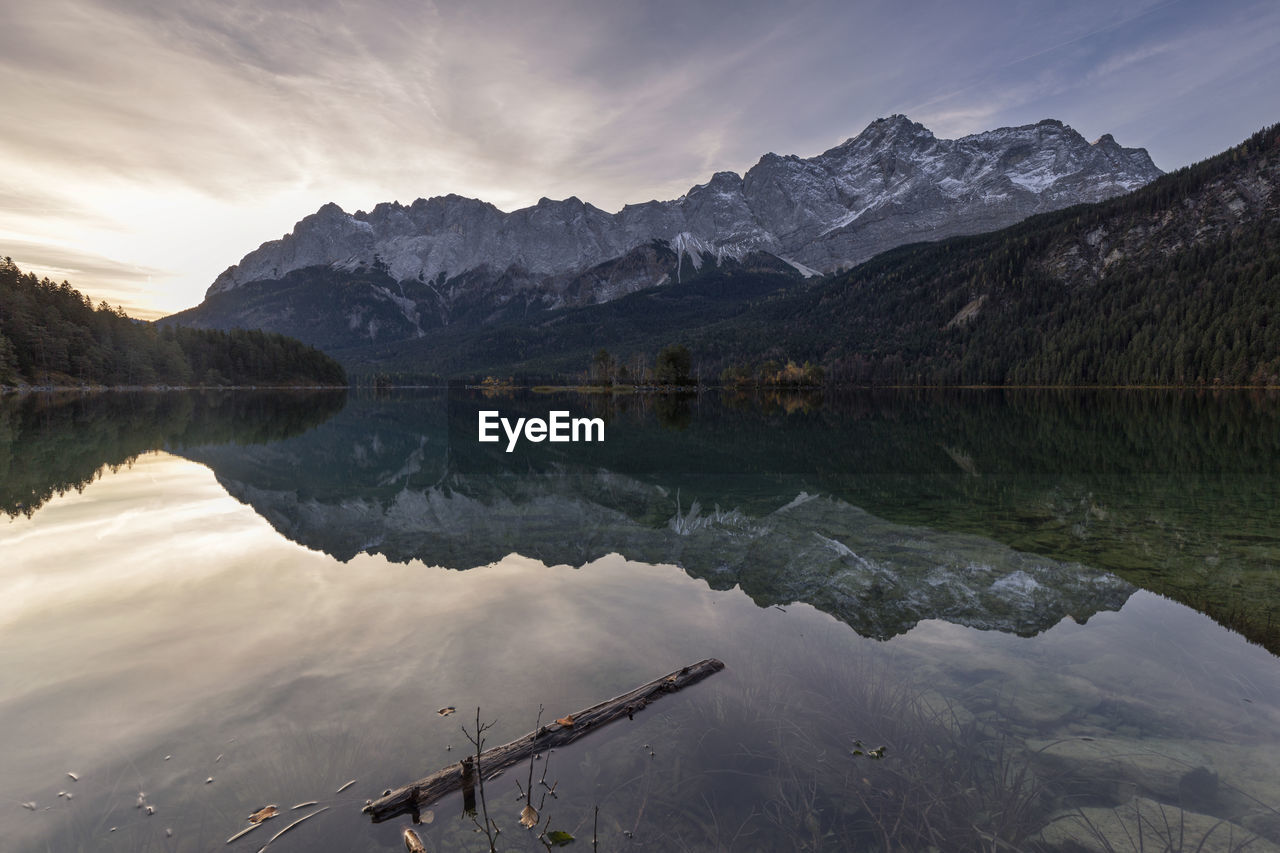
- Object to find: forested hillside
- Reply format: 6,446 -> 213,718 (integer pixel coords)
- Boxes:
0,258 -> 347,388
340,259 -> 804,380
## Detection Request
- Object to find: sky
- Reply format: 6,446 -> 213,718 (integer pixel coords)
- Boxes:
2,0 -> 1277,319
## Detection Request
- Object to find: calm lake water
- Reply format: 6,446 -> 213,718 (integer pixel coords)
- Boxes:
3,389 -> 1280,852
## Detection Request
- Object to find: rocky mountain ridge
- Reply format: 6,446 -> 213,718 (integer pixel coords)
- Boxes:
185,116 -> 1160,347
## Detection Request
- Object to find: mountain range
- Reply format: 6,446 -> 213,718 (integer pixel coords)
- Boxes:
168,116 -> 1162,354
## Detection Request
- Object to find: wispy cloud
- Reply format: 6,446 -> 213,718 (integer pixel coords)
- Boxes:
1,0 -> 1275,315
1,238 -> 174,318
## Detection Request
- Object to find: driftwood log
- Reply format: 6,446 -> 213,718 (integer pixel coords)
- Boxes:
364,658 -> 726,823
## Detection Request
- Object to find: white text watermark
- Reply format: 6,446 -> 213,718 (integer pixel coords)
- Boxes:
478,410 -> 605,452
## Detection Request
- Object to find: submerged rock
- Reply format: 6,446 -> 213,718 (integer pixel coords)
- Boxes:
1028,736 -> 1280,843
1036,796 -> 1280,853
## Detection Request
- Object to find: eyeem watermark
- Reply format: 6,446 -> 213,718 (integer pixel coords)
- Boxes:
478,410 -> 605,452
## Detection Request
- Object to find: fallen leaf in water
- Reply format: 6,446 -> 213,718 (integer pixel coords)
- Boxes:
437,707 -> 455,717
420,810 -> 434,825
546,829 -> 575,846
401,824 -> 427,850
66,772 -> 80,782
403,827 -> 426,852
555,716 -> 574,727
248,805 -> 278,824
519,804 -> 539,828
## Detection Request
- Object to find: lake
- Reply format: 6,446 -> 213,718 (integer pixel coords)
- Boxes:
3,389 -> 1280,852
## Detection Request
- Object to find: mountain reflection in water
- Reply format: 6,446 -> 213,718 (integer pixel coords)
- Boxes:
170,387 -> 1280,650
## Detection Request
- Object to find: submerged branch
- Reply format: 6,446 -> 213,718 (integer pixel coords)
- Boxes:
364,658 -> 726,823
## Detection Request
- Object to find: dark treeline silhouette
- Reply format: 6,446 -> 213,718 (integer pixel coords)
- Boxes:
0,258 -> 347,388
0,390 -> 347,517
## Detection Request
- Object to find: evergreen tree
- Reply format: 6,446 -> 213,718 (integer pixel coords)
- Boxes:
0,258 -> 347,388
655,344 -> 694,385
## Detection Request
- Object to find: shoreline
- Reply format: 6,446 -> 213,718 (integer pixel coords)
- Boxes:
5,381 -> 1279,396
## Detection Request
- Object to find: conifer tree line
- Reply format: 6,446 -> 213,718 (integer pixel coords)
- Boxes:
0,258 -> 346,388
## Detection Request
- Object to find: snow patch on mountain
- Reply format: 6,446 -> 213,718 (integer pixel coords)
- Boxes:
780,257 -> 822,277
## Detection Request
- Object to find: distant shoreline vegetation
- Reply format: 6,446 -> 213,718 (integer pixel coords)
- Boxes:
1,380 -> 353,395
0,258 -> 347,390
379,336 -> 1280,392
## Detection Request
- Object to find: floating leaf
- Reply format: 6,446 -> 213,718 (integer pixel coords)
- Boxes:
546,829 -> 575,846
437,707 -> 455,717
402,827 -> 427,852
555,715 -> 575,727
519,804 -> 539,828
248,805 -> 279,824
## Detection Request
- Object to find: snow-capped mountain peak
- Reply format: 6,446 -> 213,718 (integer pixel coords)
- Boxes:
204,116 -> 1161,328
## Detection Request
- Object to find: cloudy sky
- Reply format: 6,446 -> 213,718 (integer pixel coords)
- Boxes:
2,0 -> 1277,318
